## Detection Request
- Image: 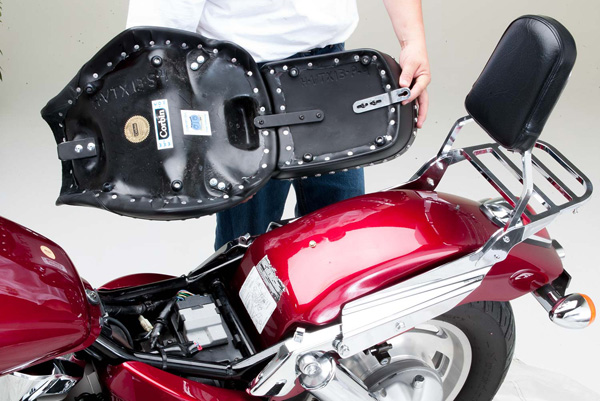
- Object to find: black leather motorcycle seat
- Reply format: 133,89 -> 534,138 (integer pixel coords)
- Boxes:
42,27 -> 416,220
42,27 -> 276,220
261,50 -> 416,179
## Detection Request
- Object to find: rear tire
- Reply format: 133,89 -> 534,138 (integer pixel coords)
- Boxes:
440,301 -> 515,401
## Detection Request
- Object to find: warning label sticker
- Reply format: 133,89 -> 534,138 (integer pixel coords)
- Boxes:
239,255 -> 283,333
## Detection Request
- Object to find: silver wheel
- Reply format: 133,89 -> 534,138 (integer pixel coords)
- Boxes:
341,319 -> 472,401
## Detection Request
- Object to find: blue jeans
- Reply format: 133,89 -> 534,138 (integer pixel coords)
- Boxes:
215,44 -> 365,249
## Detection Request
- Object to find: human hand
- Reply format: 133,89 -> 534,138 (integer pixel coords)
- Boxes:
398,43 -> 430,128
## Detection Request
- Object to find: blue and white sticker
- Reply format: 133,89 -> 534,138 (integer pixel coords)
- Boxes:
152,99 -> 173,150
181,110 -> 212,136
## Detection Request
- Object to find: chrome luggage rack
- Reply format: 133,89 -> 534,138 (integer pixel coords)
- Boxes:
247,116 -> 594,398
397,115 -> 593,232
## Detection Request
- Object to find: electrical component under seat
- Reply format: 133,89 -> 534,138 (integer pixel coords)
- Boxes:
176,295 -> 228,349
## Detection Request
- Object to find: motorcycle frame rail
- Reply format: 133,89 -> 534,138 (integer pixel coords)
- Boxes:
248,115 -> 593,397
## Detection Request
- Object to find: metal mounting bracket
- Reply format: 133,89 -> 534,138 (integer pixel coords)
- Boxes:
254,110 -> 324,128
352,87 -> 411,114
57,138 -> 98,161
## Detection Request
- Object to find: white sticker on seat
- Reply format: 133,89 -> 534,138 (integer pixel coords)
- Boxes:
181,110 -> 212,136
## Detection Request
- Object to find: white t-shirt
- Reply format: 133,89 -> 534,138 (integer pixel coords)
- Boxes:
126,0 -> 359,62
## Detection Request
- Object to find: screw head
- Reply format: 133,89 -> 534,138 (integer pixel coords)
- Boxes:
316,112 -> 322,119
171,180 -> 183,191
336,342 -> 350,355
190,62 -> 200,71
197,55 -> 205,63
289,67 -> 299,77
87,142 -> 96,152
395,321 -> 405,331
303,153 -> 313,162
503,236 -> 510,243
74,144 -> 83,153
209,178 -> 218,187
375,136 -> 386,146
309,240 -> 317,248
85,289 -> 100,305
361,55 -> 371,65
151,56 -> 162,66
85,84 -> 96,94
217,182 -> 226,191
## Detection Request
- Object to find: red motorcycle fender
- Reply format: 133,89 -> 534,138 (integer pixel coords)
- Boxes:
101,361 -> 255,401
99,273 -> 178,290
230,190 -> 563,348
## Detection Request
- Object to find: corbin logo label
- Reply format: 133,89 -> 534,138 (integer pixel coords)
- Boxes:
155,108 -> 170,139
151,99 -> 174,150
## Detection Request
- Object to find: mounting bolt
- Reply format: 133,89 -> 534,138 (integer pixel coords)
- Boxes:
171,180 -> 183,191
316,112 -> 322,119
209,178 -> 218,187
85,289 -> 100,305
74,144 -> 83,153
85,84 -> 96,94
303,153 -> 313,162
217,182 -> 227,191
87,142 -> 96,152
289,67 -> 299,77
336,342 -> 350,356
299,114 -> 305,120
375,136 -> 385,146
503,236 -> 510,243
151,56 -> 162,66
190,62 -> 200,71
309,240 -> 317,248
361,55 -> 371,65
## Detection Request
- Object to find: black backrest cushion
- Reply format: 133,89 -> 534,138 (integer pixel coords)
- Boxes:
465,15 -> 576,153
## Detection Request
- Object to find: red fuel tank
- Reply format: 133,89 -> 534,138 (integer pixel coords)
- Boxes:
232,190 -> 563,348
0,217 -> 101,375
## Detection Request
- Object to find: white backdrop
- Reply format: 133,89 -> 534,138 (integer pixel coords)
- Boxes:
0,0 -> 598,395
